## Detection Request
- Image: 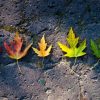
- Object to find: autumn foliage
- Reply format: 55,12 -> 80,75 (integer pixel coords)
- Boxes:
58,27 -> 86,58
4,32 -> 32,60
2,28 -> 99,64
32,35 -> 52,57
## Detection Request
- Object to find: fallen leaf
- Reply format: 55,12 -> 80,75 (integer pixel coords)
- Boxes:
67,27 -> 79,48
4,32 -> 32,60
90,39 -> 100,58
32,35 -> 52,57
58,27 -> 86,58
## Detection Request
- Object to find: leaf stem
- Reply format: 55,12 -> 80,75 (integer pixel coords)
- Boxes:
91,59 -> 100,70
61,56 -> 65,61
73,57 -> 77,66
16,59 -> 22,73
42,57 -> 44,68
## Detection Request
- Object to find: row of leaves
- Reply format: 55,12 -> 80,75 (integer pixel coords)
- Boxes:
1,27 -> 99,60
0,27 -> 99,100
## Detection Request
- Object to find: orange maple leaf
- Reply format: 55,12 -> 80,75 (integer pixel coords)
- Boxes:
32,35 -> 52,57
4,32 -> 32,72
4,32 -> 32,60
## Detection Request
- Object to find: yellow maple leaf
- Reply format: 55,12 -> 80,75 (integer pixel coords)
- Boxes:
67,27 -> 79,48
58,27 -> 86,58
32,35 -> 52,57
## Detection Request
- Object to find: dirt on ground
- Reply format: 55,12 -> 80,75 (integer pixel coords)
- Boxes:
0,0 -> 100,100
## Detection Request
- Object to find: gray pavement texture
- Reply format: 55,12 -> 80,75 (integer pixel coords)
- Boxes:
0,0 -> 100,100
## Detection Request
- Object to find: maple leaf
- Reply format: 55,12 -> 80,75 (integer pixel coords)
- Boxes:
58,27 -> 86,58
67,27 -> 79,48
4,32 -> 32,60
32,35 -> 52,57
4,32 -> 32,73
90,39 -> 100,58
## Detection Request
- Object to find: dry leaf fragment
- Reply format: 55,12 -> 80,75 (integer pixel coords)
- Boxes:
32,35 -> 52,57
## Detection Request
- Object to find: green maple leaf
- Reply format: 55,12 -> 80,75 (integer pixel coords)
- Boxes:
91,39 -> 100,58
57,27 -> 86,58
